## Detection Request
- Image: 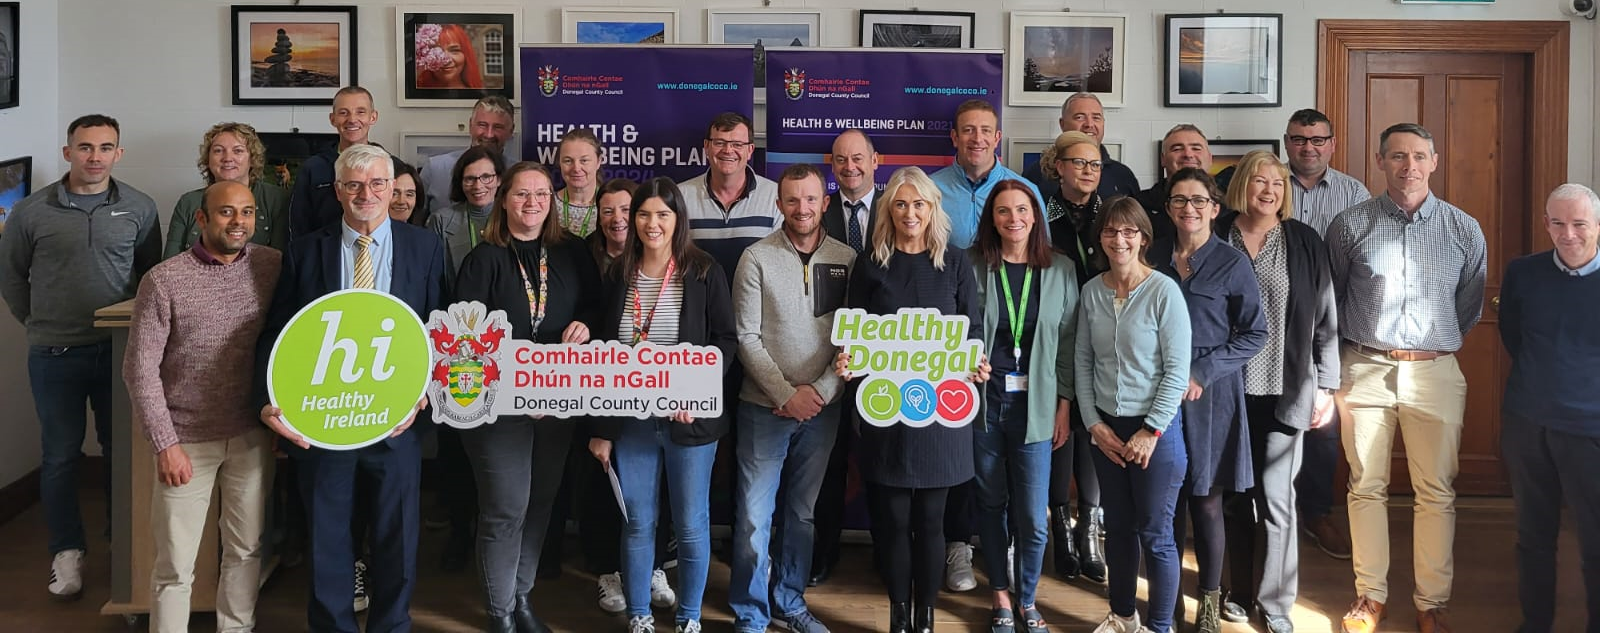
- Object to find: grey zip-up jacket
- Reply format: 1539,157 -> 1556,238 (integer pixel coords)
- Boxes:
426,200 -> 492,277
0,178 -> 162,345
732,229 -> 856,409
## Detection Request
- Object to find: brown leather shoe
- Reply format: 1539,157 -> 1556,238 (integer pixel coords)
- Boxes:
1417,607 -> 1452,633
1340,596 -> 1385,633
1303,515 -> 1354,560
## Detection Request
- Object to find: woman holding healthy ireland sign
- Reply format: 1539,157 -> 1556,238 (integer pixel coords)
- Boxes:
832,166 -> 990,633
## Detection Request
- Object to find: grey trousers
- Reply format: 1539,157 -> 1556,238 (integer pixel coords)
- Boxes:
460,416 -> 575,616
1225,395 -> 1305,616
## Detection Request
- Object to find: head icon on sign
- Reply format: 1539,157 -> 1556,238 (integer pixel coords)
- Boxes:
899,379 -> 935,425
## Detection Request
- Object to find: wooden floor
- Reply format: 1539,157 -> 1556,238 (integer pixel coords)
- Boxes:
0,493 -> 1584,632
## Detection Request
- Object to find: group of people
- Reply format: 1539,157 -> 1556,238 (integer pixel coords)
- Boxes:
0,82 -> 1594,633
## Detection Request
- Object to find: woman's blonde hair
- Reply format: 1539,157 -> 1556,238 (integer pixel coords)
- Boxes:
196,122 -> 267,185
869,166 -> 952,270
1225,150 -> 1295,221
1040,131 -> 1097,182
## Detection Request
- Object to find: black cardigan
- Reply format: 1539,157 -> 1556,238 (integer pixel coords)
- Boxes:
588,257 -> 738,446
453,236 -> 604,343
1216,212 -> 1340,429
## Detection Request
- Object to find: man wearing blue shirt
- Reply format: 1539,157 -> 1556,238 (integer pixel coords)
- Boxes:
931,99 -> 1042,250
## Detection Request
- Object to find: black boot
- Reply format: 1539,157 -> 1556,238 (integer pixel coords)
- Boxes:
1078,506 -> 1107,583
889,602 -> 913,633
487,612 -> 516,633
914,603 -> 935,633
1050,505 -> 1081,579
512,595 -> 553,633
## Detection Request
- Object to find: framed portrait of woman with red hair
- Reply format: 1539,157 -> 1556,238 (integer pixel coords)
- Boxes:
397,7 -> 519,107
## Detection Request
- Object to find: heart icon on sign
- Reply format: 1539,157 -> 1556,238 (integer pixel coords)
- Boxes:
934,379 -> 975,422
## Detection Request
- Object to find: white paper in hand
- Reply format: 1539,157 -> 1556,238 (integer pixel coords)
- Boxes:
605,462 -> 628,521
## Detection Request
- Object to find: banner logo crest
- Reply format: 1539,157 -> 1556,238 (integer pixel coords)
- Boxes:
426,303 -> 507,425
538,65 -> 561,97
782,67 -> 807,101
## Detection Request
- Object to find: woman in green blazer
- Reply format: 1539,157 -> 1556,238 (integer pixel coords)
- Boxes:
968,179 -> 1079,633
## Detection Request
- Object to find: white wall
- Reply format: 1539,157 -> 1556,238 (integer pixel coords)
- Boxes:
0,0 -> 58,490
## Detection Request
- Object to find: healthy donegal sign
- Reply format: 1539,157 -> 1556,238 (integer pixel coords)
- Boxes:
267,289 -> 432,450
831,307 -> 983,428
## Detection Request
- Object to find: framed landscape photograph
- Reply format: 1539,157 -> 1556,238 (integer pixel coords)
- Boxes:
1005,138 -> 1054,176
1009,12 -> 1125,108
708,10 -> 820,103
230,5 -> 357,106
0,155 -> 32,233
1163,13 -> 1282,107
0,2 -> 17,110
400,131 -> 472,169
397,7 -> 520,107
562,8 -> 678,44
858,10 -> 974,49
257,132 -> 339,190
1154,138 -> 1280,179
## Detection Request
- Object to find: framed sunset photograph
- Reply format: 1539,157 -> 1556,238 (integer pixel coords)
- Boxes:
230,6 -> 357,106
397,7 -> 520,107
1164,13 -> 1282,107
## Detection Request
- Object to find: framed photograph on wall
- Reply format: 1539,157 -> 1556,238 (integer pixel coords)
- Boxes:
257,132 -> 340,190
708,10 -> 821,103
562,8 -> 679,44
1103,141 -> 1123,162
1008,12 -> 1126,108
0,155 -> 30,233
1005,138 -> 1055,176
397,7 -> 520,107
400,131 -> 472,169
858,10 -> 974,49
230,5 -> 357,106
0,2 -> 18,110
1154,138 -> 1280,179
1163,13 -> 1282,107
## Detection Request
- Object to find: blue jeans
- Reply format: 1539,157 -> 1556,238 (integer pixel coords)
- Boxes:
973,395 -> 1052,607
29,342 -> 113,555
614,419 -> 718,622
730,401 -> 840,631
1093,410 -> 1187,633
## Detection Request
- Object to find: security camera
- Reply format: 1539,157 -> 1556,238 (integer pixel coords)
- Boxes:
1563,0 -> 1597,19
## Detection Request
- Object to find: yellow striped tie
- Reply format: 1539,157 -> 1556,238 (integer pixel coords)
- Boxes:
353,235 -> 375,290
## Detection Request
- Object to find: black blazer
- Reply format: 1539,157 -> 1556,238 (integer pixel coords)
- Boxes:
589,258 -> 738,446
1216,212 -> 1339,429
823,191 -> 879,252
255,220 -> 451,448
453,236 -> 603,343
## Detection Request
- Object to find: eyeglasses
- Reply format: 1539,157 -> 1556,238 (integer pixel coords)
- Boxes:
337,178 -> 391,195
508,189 -> 553,204
1061,157 -> 1104,172
1168,196 -> 1216,209
1100,228 -> 1141,239
1287,135 -> 1333,147
706,139 -> 753,151
462,173 -> 500,187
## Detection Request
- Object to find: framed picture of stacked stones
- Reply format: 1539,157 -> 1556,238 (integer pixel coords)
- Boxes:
230,6 -> 358,106
397,7 -> 521,107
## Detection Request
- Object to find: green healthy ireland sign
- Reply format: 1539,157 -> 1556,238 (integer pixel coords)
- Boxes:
267,289 -> 431,450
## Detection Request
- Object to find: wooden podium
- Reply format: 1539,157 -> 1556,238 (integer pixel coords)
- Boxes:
95,300 -> 222,624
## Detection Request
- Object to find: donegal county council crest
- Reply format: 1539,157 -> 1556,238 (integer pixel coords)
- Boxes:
425,303 -> 509,428
783,68 -> 807,101
538,65 -> 560,97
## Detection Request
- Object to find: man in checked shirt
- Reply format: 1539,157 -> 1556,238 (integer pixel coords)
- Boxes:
1326,122 -> 1487,633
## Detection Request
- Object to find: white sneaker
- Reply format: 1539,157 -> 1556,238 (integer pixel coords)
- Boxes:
48,549 -> 84,600
353,560 -> 369,613
597,572 -> 626,613
649,569 -> 677,609
1091,611 -> 1142,633
674,620 -> 702,633
944,542 -> 976,592
628,614 -> 656,633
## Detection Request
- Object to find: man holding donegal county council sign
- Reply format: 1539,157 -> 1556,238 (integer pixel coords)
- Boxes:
831,165 -> 990,633
254,144 -> 449,633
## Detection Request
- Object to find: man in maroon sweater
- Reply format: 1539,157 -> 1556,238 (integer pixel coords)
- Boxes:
124,181 -> 282,633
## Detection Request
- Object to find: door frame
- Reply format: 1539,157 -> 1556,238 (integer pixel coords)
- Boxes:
1317,19 -> 1569,251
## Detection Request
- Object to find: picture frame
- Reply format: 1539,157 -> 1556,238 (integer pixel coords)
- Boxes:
257,132 -> 340,191
707,10 -> 821,104
0,155 -> 33,233
1008,12 -> 1126,108
1103,141 -> 1123,162
396,7 -> 520,107
1005,137 -> 1055,176
400,131 -> 472,170
858,10 -> 974,49
1154,138 -> 1280,179
1163,13 -> 1282,107
562,8 -> 679,44
0,2 -> 18,110
230,5 -> 357,106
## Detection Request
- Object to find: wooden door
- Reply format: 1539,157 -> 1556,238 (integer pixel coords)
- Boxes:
1319,20 -> 1571,496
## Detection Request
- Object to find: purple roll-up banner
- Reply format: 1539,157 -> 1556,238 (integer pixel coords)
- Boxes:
763,49 -> 1004,188
520,46 -> 754,185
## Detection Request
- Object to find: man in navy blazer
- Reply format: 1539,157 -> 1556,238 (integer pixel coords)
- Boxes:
257,144 -> 449,633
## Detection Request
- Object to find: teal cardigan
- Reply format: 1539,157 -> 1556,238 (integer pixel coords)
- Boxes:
971,251 -> 1079,444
